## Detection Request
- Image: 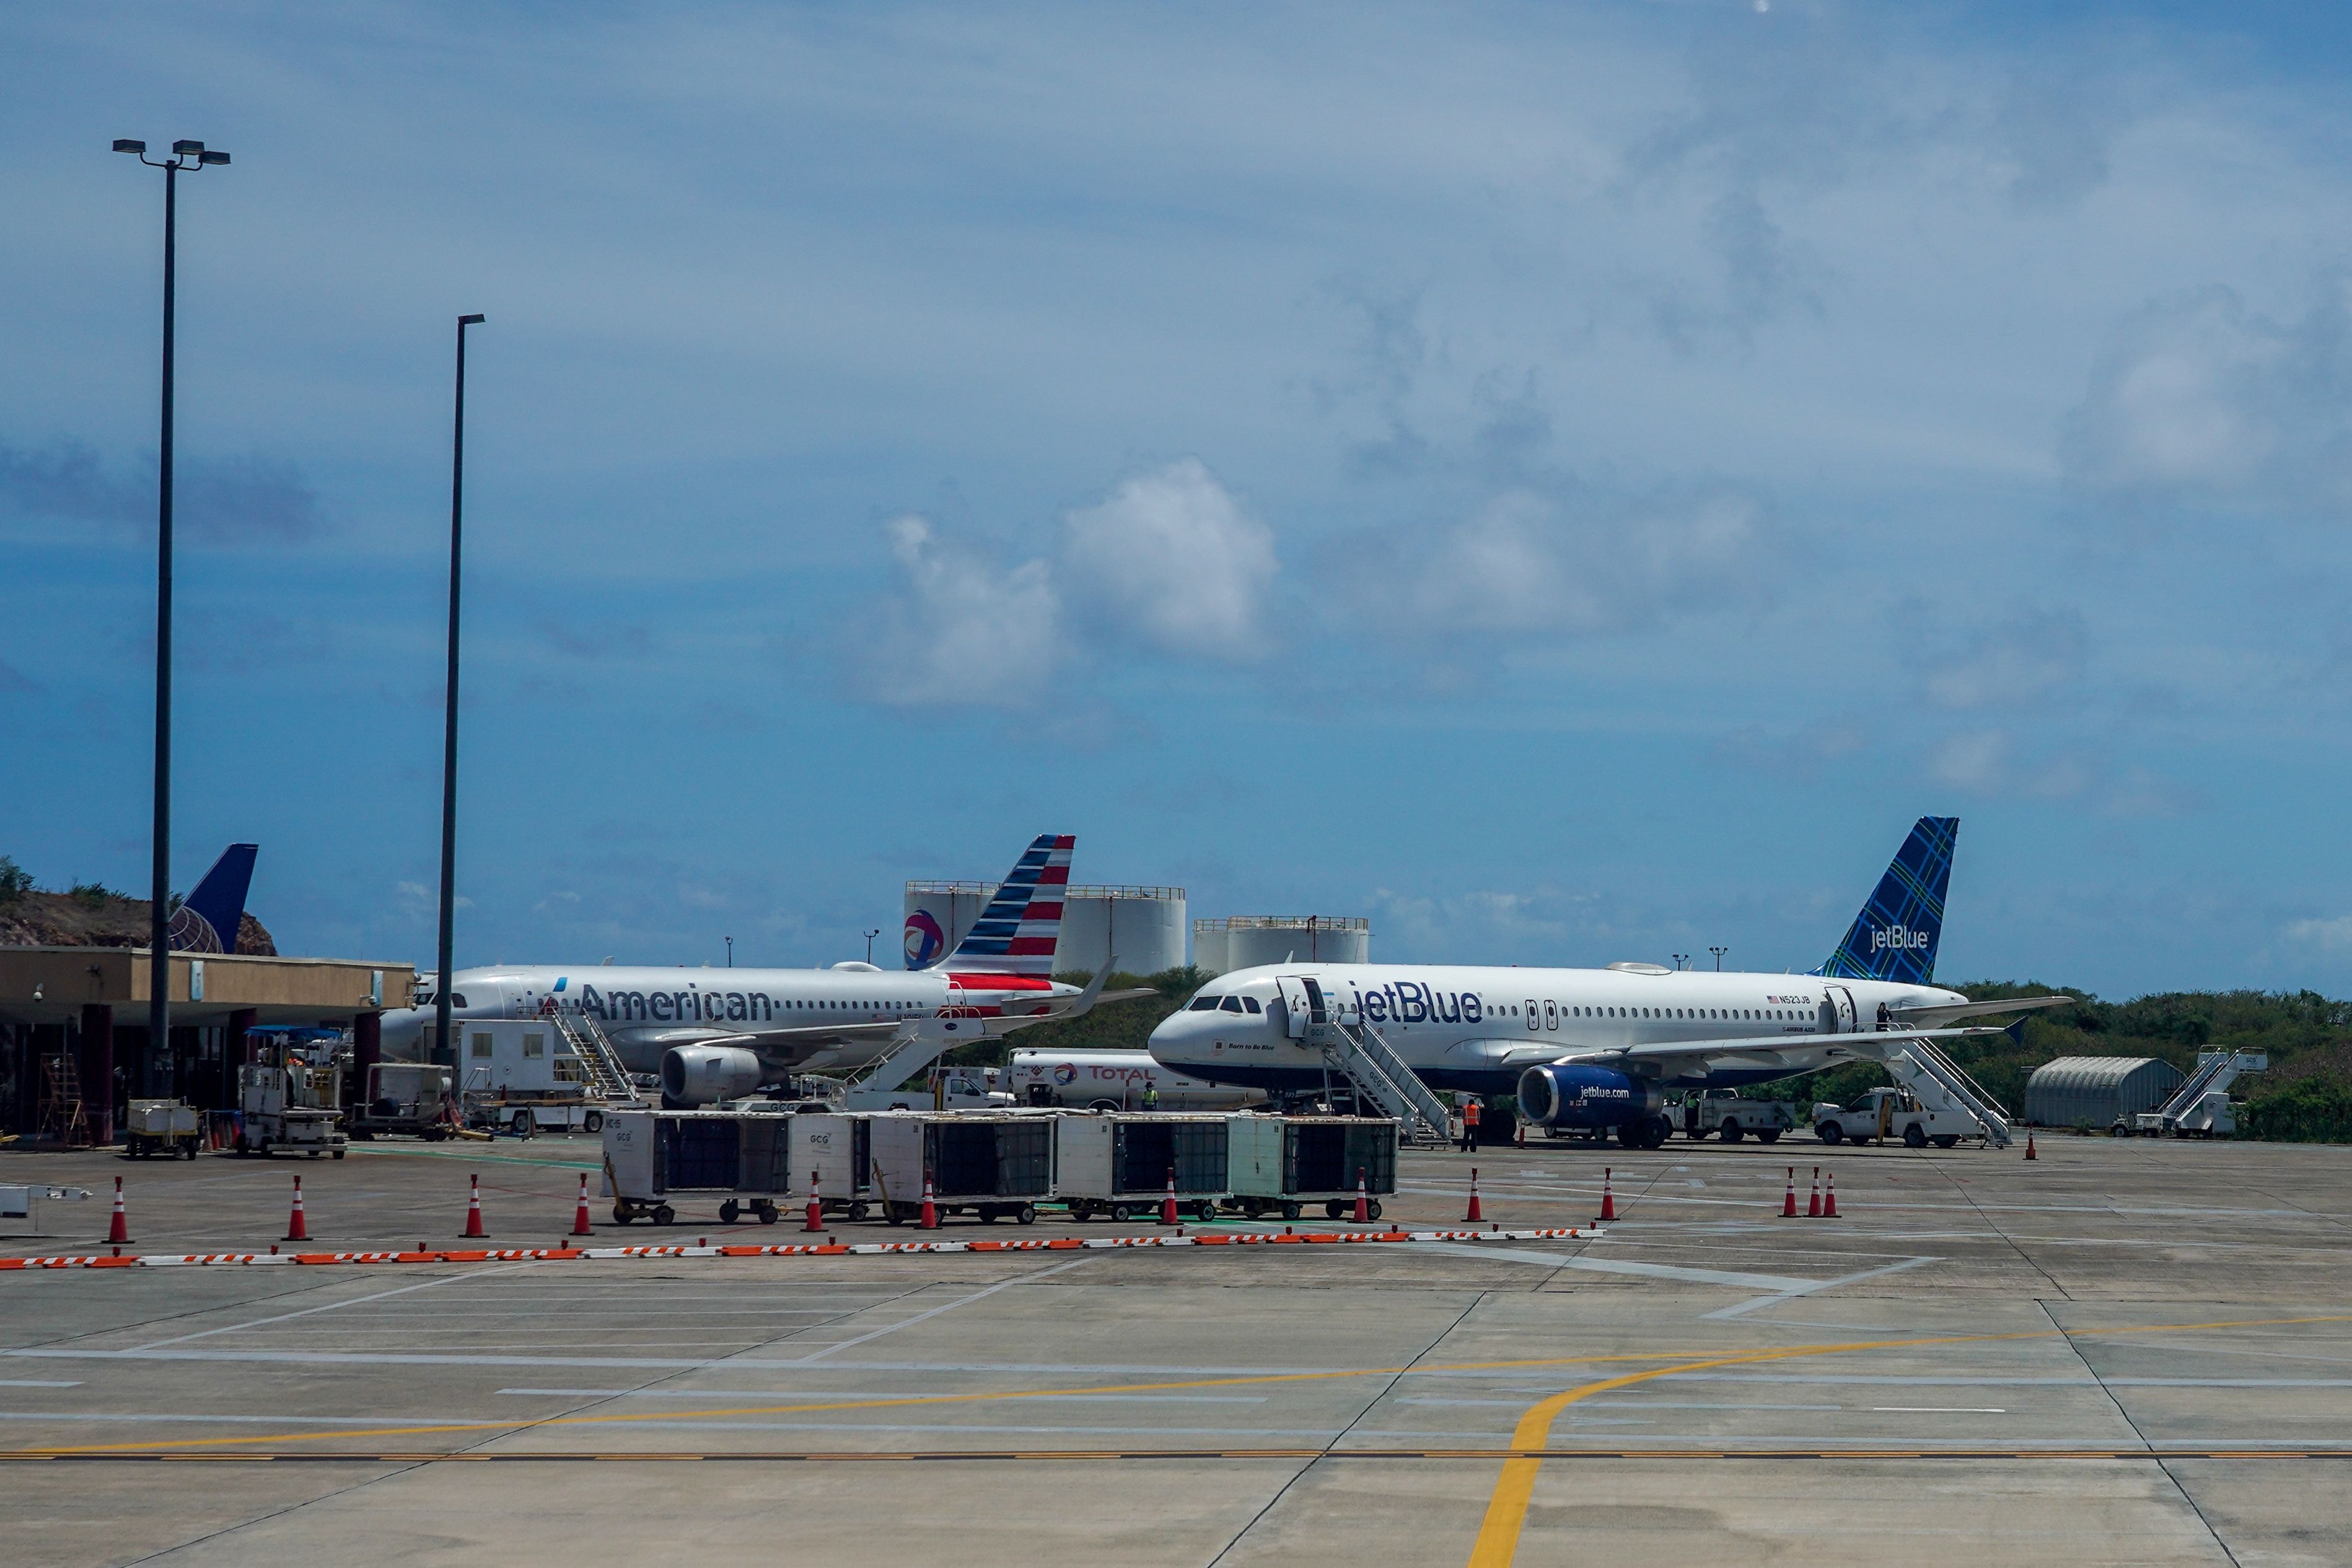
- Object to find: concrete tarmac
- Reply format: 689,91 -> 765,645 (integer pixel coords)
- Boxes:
3,1131 -> 2350,1566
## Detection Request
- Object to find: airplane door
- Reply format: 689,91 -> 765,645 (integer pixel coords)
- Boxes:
1524,999 -> 1540,1033
1278,976 -> 1319,1039
1823,986 -> 1858,1033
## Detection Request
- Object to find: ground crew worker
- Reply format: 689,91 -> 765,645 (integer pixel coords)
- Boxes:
1876,1001 -> 1893,1031
1460,1096 -> 1481,1151
1141,1080 -> 1159,1111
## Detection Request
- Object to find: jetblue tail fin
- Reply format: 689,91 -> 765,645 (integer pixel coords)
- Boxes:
1815,817 -> 1956,984
169,843 -> 258,955
919,834 -> 1074,977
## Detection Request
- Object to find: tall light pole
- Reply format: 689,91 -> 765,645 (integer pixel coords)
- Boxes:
724,937 -> 734,969
863,929 -> 881,965
115,137 -> 229,1098
1709,946 -> 1727,971
432,314 -> 486,1067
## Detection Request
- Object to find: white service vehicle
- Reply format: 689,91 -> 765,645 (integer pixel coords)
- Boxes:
1812,1086 -> 1975,1148
1678,1090 -> 1795,1143
234,1030 -> 348,1158
454,1018 -> 622,1134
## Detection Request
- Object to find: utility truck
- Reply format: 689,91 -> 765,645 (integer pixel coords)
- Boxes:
1812,1086 -> 1973,1148
1678,1090 -> 1794,1144
235,1027 -> 348,1158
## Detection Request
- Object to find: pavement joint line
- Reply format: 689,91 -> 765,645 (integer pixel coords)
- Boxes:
0,1225 -> 1607,1269
6,1447 -> 2352,1464
9,1309 -> 2350,1459
1417,1242 -> 1809,1292
1704,1255 -> 1944,1319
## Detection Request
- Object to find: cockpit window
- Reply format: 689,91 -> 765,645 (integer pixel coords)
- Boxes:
449,994 -> 468,1009
1219,996 -> 1245,1013
1188,995 -> 1221,1011
1242,996 -> 1262,1014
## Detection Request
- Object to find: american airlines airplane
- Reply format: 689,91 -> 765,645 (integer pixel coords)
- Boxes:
1149,818 -> 2063,1147
381,834 -> 1142,1098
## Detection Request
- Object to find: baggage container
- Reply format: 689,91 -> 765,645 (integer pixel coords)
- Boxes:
866,1111 -> 1054,1225
786,1111 -> 875,1221
1055,1113 -> 1227,1223
601,1107 -> 803,1226
124,1098 -> 200,1159
1224,1114 -> 1397,1221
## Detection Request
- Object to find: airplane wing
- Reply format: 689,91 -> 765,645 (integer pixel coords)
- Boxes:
1553,1025 -> 2010,1081
1887,996 -> 2074,1028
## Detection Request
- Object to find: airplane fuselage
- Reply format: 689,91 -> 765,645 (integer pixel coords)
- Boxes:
1148,962 -> 1968,1097
380,963 -> 1077,1077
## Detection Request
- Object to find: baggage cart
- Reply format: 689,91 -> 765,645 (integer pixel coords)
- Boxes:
1054,1113 -> 1227,1223
788,1111 -> 875,1222
123,1098 -> 201,1160
601,1107 -> 799,1225
1223,1114 -> 1396,1221
866,1111 -> 1055,1225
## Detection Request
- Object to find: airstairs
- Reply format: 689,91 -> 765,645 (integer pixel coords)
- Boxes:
1302,1011 -> 1452,1142
832,1017 -> 986,1106
1877,1035 -> 2014,1148
550,1005 -> 644,1106
2141,1051 -> 2265,1134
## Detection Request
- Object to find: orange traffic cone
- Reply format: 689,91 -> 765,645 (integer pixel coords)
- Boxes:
2024,1133 -> 2037,1161
1779,1166 -> 1797,1219
284,1176 -> 309,1243
462,1173 -> 488,1238
1822,1171 -> 1840,1219
1160,1167 -> 1180,1226
1807,1167 -> 1822,1218
918,1173 -> 938,1230
1353,1167 -> 1370,1224
572,1173 -> 594,1237
1597,1167 -> 1617,1223
1515,1121 -> 1526,1149
1465,1167 -> 1483,1223
805,1169 -> 825,1233
107,1176 -> 129,1245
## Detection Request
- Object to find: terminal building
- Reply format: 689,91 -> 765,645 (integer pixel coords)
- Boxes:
904,881 -> 1187,976
1192,916 -> 1369,975
0,947 -> 414,1145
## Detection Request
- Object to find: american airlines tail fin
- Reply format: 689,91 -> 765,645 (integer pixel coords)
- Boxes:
1815,817 -> 1956,985
926,834 -> 1074,978
168,843 -> 258,955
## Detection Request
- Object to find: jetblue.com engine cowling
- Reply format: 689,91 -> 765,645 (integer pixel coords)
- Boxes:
661,1045 -> 763,1106
1516,1063 -> 1664,1129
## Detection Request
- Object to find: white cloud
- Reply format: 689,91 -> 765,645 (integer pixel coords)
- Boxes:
2061,283 -> 2352,512
1060,459 -> 1278,660
1353,483 -> 1775,639
2285,916 -> 2352,950
859,514 -> 1061,707
1914,607 -> 2087,710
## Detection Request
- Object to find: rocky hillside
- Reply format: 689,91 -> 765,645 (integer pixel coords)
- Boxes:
0,888 -> 276,956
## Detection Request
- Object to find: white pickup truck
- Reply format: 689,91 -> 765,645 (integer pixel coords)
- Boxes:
1813,1087 -> 1975,1149
1678,1091 -> 1795,1144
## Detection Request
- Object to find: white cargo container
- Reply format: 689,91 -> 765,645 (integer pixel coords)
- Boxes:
601,1107 -> 797,1225
866,1110 -> 1055,1225
1054,1113 -> 1227,1222
1224,1114 -> 1397,1221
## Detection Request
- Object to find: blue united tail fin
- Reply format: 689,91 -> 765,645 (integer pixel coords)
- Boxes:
169,844 -> 258,954
1815,817 -> 1956,984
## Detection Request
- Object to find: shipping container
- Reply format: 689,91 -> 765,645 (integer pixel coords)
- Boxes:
1055,1113 -> 1229,1221
866,1111 -> 1056,1225
1224,1114 -> 1397,1220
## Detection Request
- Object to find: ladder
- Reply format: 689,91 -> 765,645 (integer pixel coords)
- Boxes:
550,1006 -> 644,1106
1880,1035 -> 2013,1148
1305,1015 -> 1452,1142
2148,1051 -> 2260,1131
37,1053 -> 89,1147
835,1017 -> 983,1106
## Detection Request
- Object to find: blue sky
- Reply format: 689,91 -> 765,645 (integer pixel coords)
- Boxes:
6,3 -> 2352,997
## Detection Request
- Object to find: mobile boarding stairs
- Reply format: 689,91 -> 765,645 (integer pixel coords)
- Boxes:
1278,976 -> 1452,1144
2131,1051 -> 2266,1136
1865,1031 -> 2015,1149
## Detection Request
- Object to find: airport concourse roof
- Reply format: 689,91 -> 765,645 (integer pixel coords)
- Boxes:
0,946 -> 415,1028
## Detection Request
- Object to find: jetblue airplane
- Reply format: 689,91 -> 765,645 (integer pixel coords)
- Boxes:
1149,818 -> 2063,1147
380,834 -> 1143,1095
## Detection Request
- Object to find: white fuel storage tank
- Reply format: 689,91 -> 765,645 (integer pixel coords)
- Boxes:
1193,916 -> 1369,976
903,882 -> 1186,977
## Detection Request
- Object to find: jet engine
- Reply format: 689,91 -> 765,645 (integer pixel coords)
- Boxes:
661,1044 -> 763,1106
1516,1062 -> 1665,1132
